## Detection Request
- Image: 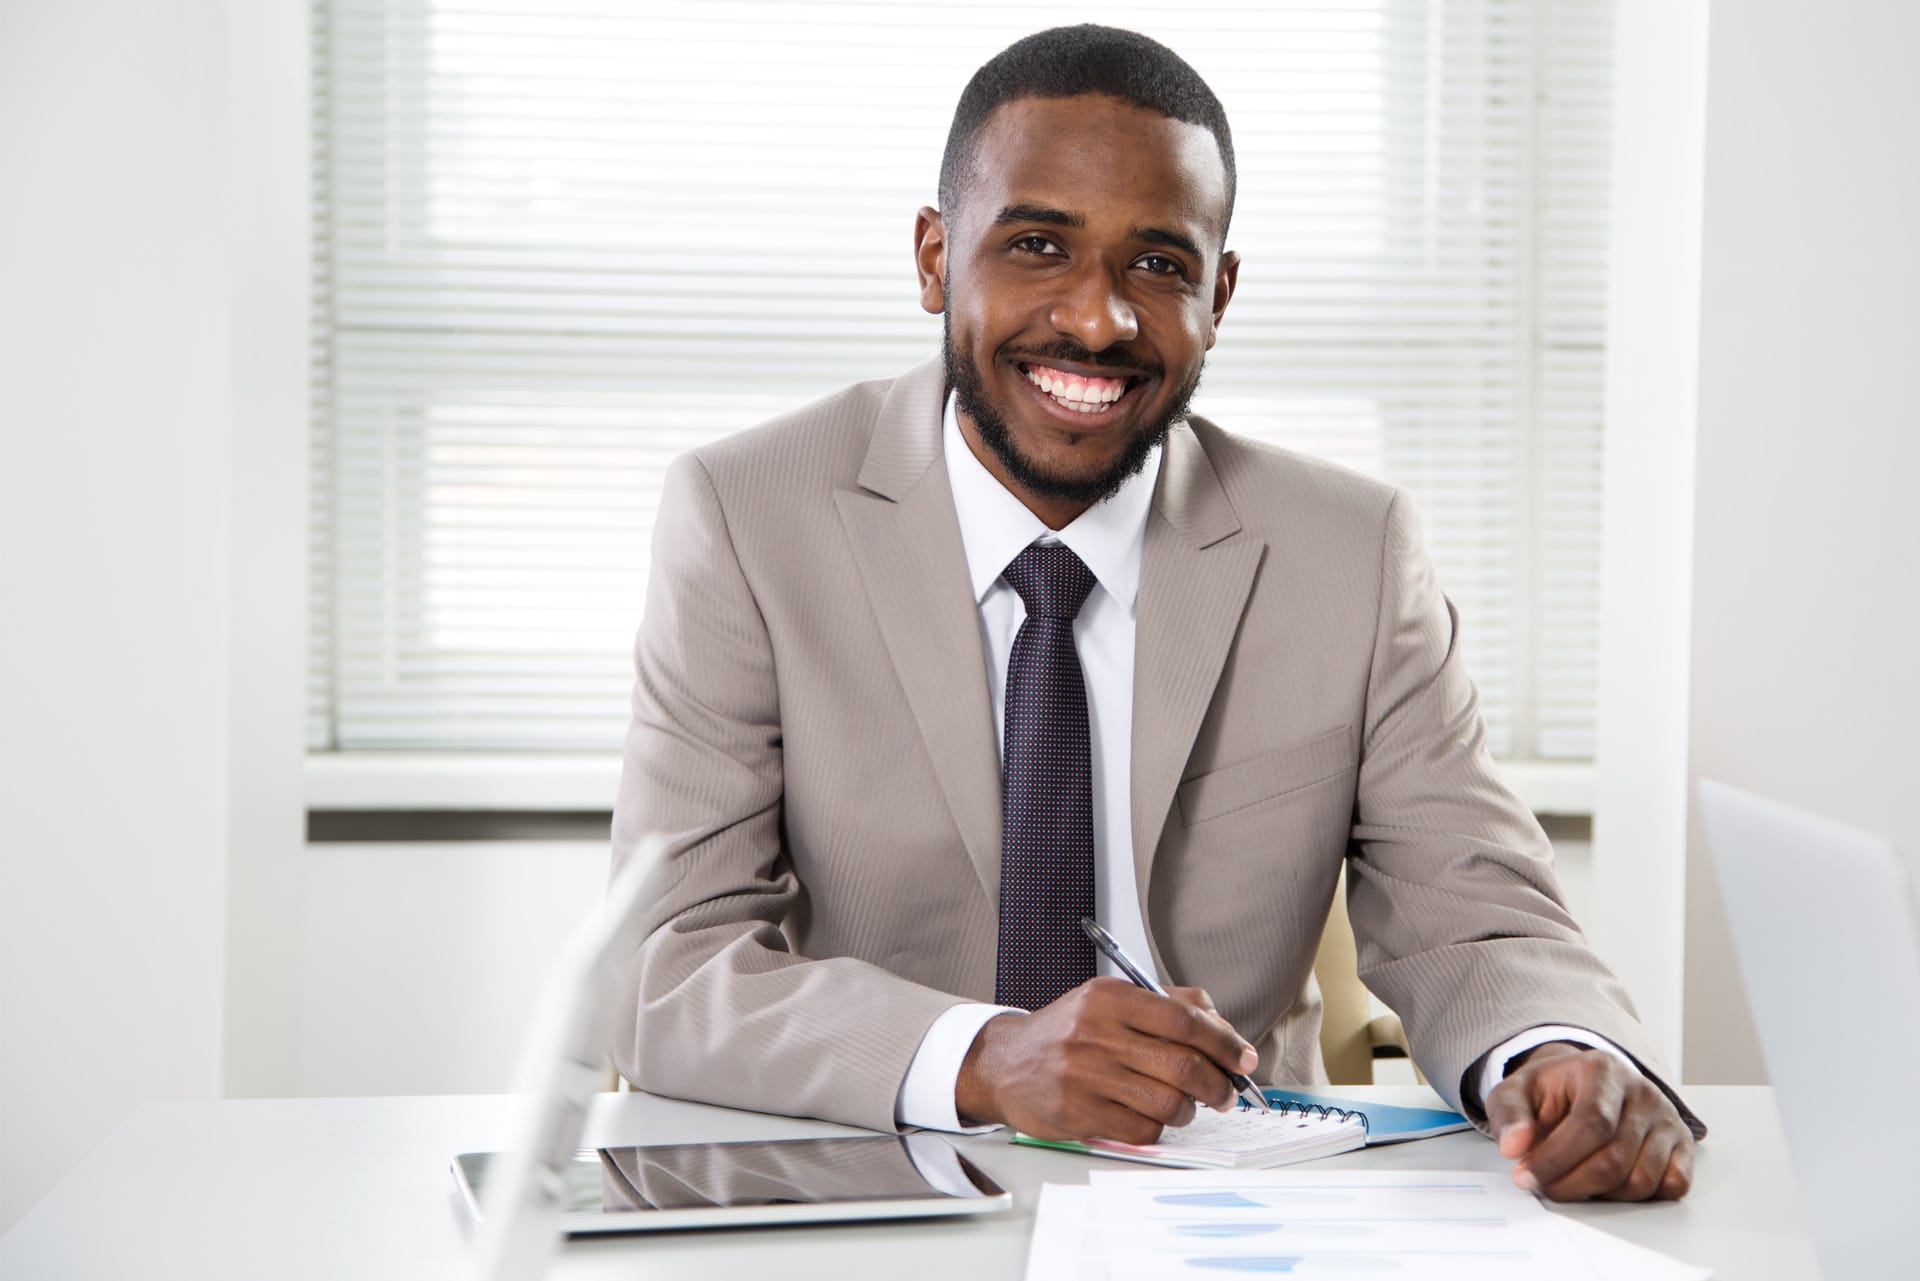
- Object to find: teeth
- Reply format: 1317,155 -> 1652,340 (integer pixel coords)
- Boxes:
1022,364 -> 1129,410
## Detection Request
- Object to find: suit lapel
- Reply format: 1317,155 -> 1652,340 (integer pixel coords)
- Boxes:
833,360 -> 1003,904
1131,422 -> 1265,913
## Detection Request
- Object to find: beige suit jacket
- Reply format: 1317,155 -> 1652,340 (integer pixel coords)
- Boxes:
612,357 -> 1693,1136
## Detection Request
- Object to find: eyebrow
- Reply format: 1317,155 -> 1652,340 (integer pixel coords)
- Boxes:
994,203 -> 1084,230
993,203 -> 1206,264
1134,225 -> 1206,263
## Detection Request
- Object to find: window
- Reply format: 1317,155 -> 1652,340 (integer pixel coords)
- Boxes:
310,0 -> 1612,761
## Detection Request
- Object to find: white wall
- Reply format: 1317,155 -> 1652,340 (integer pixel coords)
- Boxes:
1683,0 -> 1920,1081
295,840 -> 608,1097
0,0 -> 233,1231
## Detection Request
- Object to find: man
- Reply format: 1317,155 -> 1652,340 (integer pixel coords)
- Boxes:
612,25 -> 1703,1202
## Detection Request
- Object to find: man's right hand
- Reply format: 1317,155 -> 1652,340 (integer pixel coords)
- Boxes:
954,977 -> 1258,1143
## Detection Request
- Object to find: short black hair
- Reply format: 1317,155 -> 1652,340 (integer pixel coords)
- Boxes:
938,25 -> 1236,243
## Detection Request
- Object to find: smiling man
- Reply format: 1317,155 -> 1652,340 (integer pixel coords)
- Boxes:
612,25 -> 1704,1203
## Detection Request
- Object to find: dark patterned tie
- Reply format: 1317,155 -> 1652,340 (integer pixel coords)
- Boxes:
995,542 -> 1099,1011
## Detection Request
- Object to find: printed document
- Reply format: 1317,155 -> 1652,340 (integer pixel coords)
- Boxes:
1025,1171 -> 1711,1279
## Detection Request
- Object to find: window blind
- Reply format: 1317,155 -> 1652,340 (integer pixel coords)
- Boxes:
310,0 -> 1612,759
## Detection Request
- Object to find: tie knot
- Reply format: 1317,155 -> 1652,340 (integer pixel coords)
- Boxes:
1001,543 -> 1097,620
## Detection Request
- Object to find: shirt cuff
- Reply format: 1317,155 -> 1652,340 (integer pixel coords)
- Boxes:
1471,1025 -> 1639,1110
894,1002 -> 1022,1133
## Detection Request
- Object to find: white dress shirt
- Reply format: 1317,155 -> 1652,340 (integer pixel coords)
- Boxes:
892,393 -> 1630,1132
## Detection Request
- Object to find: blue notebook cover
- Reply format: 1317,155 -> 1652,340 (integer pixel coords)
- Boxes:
1256,1089 -> 1471,1145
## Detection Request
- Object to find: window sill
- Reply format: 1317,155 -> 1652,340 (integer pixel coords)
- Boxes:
304,753 -> 1594,818
305,752 -> 621,812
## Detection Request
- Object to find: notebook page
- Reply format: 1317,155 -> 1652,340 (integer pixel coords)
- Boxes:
1143,1106 -> 1364,1160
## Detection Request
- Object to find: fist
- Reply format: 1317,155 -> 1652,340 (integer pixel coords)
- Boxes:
1486,1042 -> 1696,1201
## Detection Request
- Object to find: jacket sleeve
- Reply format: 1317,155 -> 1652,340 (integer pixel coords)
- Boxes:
609,453 -> 967,1132
1344,490 -> 1704,1139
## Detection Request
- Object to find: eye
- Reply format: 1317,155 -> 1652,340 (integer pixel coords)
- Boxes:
1136,254 -> 1188,278
1011,235 -> 1061,256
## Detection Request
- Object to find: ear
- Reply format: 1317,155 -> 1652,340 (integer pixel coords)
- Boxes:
1205,249 -> 1240,349
913,206 -> 947,315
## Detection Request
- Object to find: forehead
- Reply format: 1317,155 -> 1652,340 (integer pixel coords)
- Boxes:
963,94 -> 1229,246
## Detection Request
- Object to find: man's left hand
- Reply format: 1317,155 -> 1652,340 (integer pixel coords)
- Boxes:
1484,1041 -> 1695,1202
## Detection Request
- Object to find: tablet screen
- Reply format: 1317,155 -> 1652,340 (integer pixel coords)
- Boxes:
455,1133 -> 1004,1219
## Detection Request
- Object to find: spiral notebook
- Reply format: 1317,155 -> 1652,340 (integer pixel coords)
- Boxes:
1257,1089 -> 1470,1145
1012,1099 -> 1369,1170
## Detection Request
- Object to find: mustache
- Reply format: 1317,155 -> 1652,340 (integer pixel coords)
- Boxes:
1010,340 -> 1160,378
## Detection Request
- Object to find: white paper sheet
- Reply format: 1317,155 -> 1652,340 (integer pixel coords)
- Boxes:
1024,1172 -> 1712,1280
1024,1185 -> 1107,1281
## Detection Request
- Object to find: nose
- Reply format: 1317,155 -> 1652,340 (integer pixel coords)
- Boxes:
1048,262 -> 1139,352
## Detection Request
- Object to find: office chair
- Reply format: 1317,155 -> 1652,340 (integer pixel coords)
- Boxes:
1313,873 -> 1416,1085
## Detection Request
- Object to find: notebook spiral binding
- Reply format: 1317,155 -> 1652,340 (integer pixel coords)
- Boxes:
1239,1097 -> 1371,1135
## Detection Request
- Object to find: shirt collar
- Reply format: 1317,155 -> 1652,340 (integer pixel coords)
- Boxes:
941,391 -> 1160,614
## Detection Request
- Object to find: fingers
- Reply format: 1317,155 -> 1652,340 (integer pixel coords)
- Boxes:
1543,1105 -> 1696,1203
1131,1034 -> 1239,1112
1079,1090 -> 1185,1147
1593,1124 -> 1683,1203
1485,1077 -> 1540,1161
1020,1064 -> 1197,1147
1103,979 -> 1256,1079
1658,1133 -> 1696,1200
1164,986 -> 1248,1101
1528,1099 -> 1649,1201
1513,1069 -> 1636,1197
1103,1064 -> 1201,1139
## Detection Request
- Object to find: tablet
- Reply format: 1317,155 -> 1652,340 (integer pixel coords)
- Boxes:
452,1133 -> 1011,1234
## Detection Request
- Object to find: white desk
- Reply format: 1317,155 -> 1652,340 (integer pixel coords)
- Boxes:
2,1086 -> 1819,1279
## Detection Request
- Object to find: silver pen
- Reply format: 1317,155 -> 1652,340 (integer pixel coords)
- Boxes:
1078,916 -> 1272,1114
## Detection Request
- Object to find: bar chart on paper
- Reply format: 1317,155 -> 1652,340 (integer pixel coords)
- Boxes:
1025,1170 -> 1711,1279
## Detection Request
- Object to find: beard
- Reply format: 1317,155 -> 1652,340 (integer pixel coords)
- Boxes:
942,308 -> 1203,509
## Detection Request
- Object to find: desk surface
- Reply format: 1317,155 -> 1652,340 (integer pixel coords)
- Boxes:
2,1086 -> 1819,1280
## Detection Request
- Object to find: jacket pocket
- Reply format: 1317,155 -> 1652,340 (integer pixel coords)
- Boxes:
1176,725 -> 1355,826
